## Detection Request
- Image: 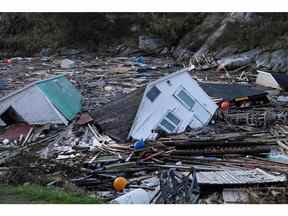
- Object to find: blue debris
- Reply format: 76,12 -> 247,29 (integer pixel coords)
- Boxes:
135,56 -> 145,64
267,153 -> 288,164
133,139 -> 145,150
0,80 -> 8,90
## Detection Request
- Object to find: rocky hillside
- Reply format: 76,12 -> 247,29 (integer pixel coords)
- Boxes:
1,12 -> 288,72
173,13 -> 288,72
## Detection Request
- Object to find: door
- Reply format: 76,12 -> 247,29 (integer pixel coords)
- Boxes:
0,106 -> 25,125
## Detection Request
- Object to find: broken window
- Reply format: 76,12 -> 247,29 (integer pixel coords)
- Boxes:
159,111 -> 180,133
174,87 -> 195,110
146,86 -> 161,102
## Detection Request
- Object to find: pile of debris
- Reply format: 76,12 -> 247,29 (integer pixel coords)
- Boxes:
2,52 -> 288,204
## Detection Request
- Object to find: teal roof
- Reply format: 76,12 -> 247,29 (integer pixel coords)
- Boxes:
37,75 -> 81,121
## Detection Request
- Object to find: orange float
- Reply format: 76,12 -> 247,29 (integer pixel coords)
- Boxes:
220,101 -> 230,111
113,176 -> 129,192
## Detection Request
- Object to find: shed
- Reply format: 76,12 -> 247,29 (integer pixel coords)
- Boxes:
93,68 -> 218,142
0,75 -> 81,127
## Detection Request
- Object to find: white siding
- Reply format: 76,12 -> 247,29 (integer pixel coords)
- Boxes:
0,86 -> 65,125
129,71 -> 218,140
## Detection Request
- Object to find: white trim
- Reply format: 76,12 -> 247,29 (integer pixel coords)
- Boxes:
147,68 -> 189,88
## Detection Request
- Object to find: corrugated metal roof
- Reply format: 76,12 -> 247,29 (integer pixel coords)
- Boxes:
37,76 -> 81,121
0,75 -> 65,103
196,168 -> 286,185
0,75 -> 81,122
199,83 -> 267,101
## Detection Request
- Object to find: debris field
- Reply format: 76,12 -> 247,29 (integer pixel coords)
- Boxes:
1,51 -> 288,204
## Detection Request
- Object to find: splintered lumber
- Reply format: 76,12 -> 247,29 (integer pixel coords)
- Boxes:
277,140 -> 288,151
0,132 -> 59,165
196,157 -> 288,173
21,127 -> 34,146
171,145 -> 272,156
160,138 -> 275,148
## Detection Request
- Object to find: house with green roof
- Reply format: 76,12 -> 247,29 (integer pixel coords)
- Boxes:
0,75 -> 82,127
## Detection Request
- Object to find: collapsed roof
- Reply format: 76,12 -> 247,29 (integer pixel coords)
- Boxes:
92,87 -> 145,142
199,82 -> 268,101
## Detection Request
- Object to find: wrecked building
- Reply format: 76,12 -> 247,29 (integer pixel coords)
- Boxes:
0,75 -> 82,127
93,68 -> 218,142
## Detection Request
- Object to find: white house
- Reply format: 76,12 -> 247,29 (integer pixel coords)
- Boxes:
128,68 -> 218,140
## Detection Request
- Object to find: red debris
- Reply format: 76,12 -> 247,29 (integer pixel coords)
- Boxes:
0,123 -> 33,140
76,113 -> 93,125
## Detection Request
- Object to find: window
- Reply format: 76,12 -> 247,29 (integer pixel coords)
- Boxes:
159,111 -> 181,133
146,86 -> 161,102
166,112 -> 180,125
174,87 -> 195,110
160,119 -> 176,132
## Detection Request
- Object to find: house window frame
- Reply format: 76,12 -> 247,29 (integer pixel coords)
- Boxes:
158,111 -> 181,133
174,86 -> 196,111
146,86 -> 161,102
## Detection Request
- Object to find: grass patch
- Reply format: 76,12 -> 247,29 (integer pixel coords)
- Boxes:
0,184 -> 105,204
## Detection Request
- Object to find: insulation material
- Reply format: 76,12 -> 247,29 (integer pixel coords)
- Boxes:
256,70 -> 282,90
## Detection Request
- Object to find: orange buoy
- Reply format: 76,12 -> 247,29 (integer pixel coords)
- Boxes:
220,101 -> 230,111
113,176 -> 129,192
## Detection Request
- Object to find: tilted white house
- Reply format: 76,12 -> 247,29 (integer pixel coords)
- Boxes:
128,68 -> 218,140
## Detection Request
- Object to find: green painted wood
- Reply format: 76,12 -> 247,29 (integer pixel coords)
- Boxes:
37,76 -> 81,120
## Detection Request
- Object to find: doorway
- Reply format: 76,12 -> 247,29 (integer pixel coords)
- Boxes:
0,106 -> 25,125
